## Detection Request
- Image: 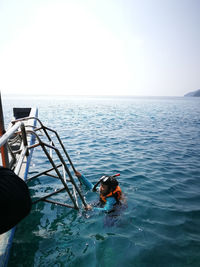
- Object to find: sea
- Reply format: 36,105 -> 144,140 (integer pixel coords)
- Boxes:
2,95 -> 200,267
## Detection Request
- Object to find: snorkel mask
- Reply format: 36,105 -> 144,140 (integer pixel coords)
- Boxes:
92,173 -> 120,192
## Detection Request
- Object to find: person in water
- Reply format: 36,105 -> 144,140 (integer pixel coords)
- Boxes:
75,170 -> 125,212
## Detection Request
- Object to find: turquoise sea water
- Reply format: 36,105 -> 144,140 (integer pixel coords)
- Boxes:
2,95 -> 200,267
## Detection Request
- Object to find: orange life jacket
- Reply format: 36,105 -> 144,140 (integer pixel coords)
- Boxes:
100,185 -> 122,204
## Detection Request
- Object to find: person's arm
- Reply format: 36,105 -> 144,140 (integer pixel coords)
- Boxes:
75,170 -> 93,190
93,197 -> 117,212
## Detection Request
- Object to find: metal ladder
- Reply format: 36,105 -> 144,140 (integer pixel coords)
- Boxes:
0,116 -> 88,210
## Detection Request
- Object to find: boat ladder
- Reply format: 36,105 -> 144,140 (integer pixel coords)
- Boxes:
0,116 -> 88,210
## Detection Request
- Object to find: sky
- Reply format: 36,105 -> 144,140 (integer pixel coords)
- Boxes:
0,0 -> 199,97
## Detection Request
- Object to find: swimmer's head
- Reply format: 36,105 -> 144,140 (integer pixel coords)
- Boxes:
92,173 -> 120,192
100,175 -> 118,192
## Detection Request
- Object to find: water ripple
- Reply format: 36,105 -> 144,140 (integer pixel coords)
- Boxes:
4,96 -> 200,267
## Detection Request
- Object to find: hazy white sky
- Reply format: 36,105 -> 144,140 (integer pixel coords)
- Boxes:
0,0 -> 199,96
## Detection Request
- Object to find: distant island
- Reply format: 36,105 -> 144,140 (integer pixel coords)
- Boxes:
184,89 -> 200,97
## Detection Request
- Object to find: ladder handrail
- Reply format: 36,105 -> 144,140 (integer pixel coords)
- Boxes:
0,121 -> 22,147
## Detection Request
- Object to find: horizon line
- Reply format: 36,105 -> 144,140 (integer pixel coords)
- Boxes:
1,93 -> 185,98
